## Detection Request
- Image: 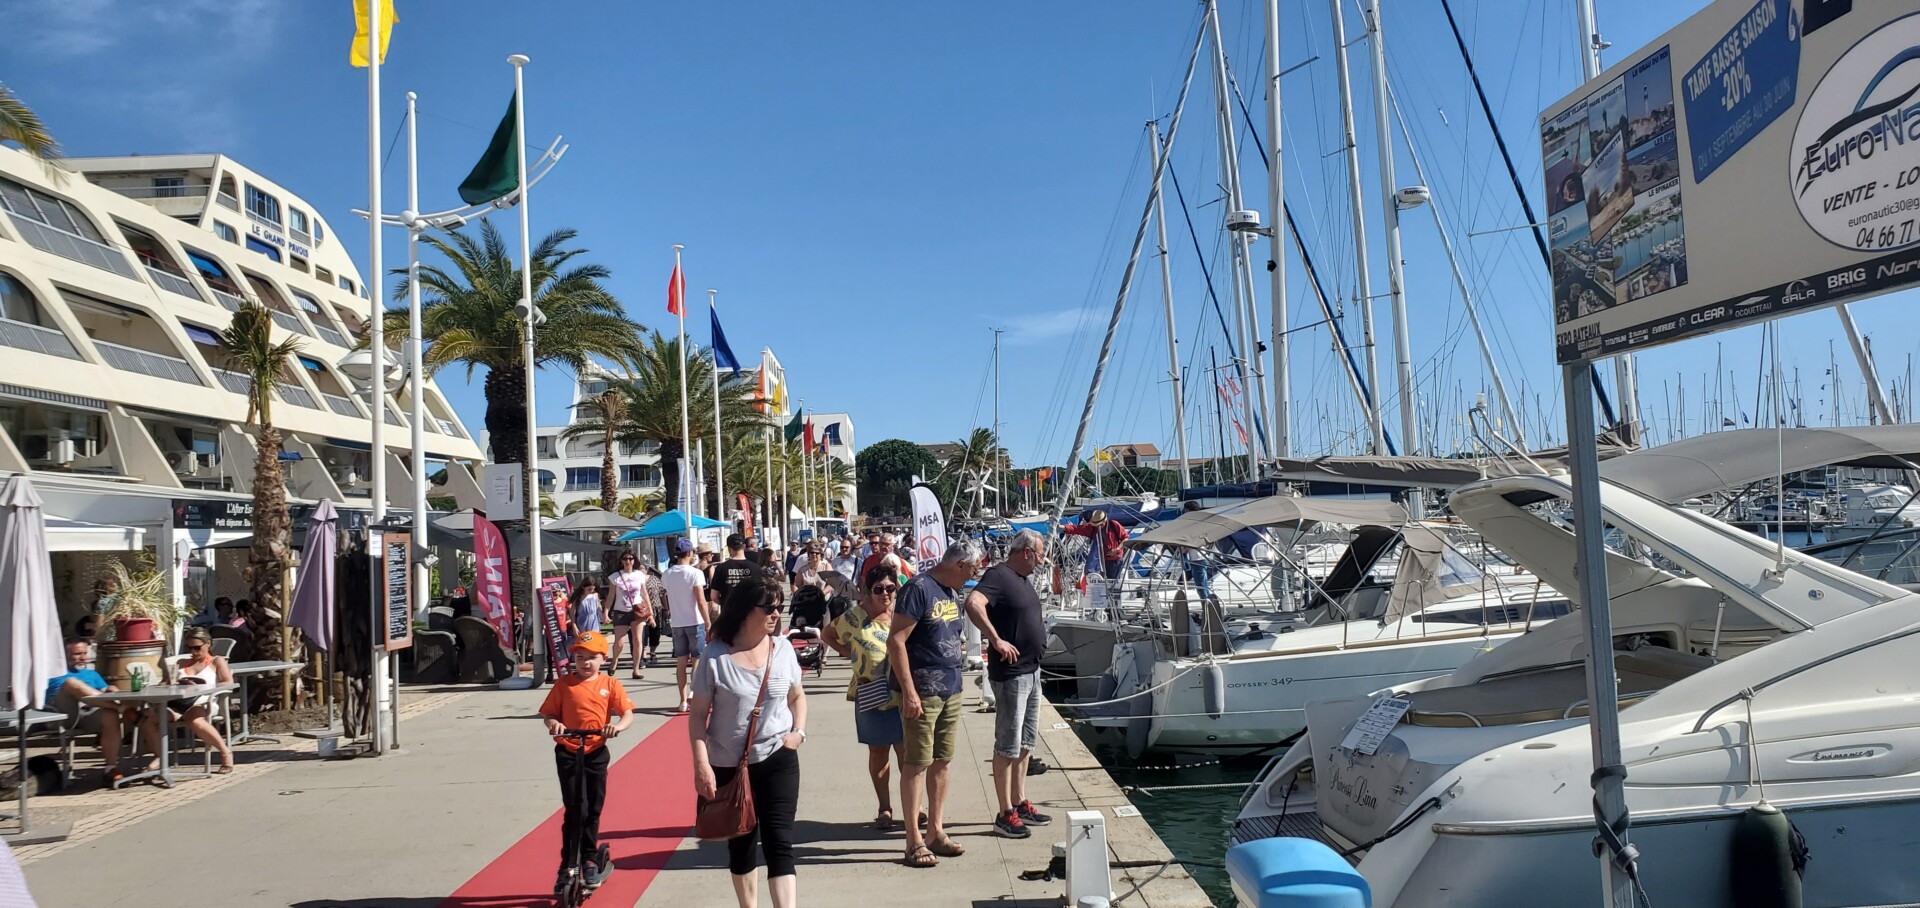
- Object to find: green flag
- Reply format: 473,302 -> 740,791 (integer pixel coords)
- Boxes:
457,92 -> 521,205
784,409 -> 804,443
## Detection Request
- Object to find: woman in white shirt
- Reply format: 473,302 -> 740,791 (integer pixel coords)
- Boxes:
606,551 -> 651,680
690,577 -> 808,908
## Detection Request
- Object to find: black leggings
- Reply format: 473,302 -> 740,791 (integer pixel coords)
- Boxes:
643,622 -> 661,652
712,745 -> 800,878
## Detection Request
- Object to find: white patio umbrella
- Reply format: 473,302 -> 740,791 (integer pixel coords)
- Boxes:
0,475 -> 63,712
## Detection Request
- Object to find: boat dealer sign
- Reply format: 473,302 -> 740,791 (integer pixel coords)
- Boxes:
1544,0 -> 1920,363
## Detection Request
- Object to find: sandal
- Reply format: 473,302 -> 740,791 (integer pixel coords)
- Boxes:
903,844 -> 939,868
213,764 -> 234,775
103,767 -> 124,786
873,809 -> 897,831
927,836 -> 966,857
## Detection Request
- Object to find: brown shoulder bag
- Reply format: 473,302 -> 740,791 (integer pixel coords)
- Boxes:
694,663 -> 770,841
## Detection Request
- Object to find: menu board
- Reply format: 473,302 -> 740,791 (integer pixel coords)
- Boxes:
377,529 -> 413,651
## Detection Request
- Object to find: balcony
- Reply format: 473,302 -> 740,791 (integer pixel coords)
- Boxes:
268,309 -> 309,336
322,393 -> 360,417
95,339 -> 201,385
143,266 -> 202,301
216,191 -> 238,211
7,217 -> 139,280
313,324 -> 348,348
383,409 -> 402,427
109,184 -> 210,201
619,478 -> 662,489
213,369 -> 252,395
564,481 -> 601,492
292,228 -> 313,247
0,318 -> 81,360
437,419 -> 465,438
276,382 -> 317,409
211,289 -> 245,313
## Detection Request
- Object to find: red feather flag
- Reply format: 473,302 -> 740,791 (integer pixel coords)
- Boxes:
667,263 -> 686,316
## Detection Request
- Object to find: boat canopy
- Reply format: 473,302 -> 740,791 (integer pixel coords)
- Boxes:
1125,496 -> 1405,550
1600,426 -> 1920,505
1266,454 -> 1563,489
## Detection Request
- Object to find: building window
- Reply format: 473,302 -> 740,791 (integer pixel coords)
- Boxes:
213,222 -> 238,244
244,184 -> 281,225
0,273 -> 51,325
289,254 -> 309,273
152,176 -> 184,198
312,218 -> 323,245
0,177 -> 109,243
620,464 -> 657,487
582,380 -> 609,397
565,467 -> 601,490
289,209 -> 309,234
315,266 -> 333,286
536,437 -> 555,458
338,276 -> 354,295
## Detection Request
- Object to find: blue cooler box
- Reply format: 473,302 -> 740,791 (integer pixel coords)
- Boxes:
1226,837 -> 1370,908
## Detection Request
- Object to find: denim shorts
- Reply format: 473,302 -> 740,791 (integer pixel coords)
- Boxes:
853,706 -> 903,746
990,672 -> 1041,759
671,624 -> 704,658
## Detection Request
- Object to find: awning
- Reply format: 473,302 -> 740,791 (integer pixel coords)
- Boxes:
245,236 -> 282,263
1126,496 -> 1407,550
1601,426 -> 1920,504
289,291 -> 322,314
298,356 -> 325,372
185,250 -> 230,279
182,323 -> 222,346
44,517 -> 145,552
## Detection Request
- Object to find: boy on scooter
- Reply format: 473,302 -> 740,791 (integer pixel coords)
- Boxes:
539,630 -> 636,894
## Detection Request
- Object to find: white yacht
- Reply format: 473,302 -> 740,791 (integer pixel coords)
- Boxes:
0,145 -> 485,633
1230,430 -> 1920,905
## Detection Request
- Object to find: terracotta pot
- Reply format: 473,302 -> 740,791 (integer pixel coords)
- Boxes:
111,616 -> 156,643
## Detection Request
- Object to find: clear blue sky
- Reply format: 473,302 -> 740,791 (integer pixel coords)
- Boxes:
11,1 -> 1918,469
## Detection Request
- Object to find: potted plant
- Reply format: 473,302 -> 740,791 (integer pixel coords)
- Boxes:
94,559 -> 192,643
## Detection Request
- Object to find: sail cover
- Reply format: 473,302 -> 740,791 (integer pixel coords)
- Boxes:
1126,496 -> 1406,551
1601,426 -> 1920,504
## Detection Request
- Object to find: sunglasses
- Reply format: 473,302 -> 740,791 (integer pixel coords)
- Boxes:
870,584 -> 899,595
757,602 -> 784,614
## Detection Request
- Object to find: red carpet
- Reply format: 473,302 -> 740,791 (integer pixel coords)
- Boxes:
439,715 -> 695,907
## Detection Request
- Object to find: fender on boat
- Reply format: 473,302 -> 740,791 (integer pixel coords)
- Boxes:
1731,801 -> 1805,908
1202,661 -> 1227,720
1226,837 -> 1369,908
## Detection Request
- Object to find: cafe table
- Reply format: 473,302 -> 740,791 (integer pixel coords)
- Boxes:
223,661 -> 305,744
83,684 -> 238,789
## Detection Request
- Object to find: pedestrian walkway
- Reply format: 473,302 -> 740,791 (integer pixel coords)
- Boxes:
18,660 -> 1211,908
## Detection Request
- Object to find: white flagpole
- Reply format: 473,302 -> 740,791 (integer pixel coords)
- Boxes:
366,1 -> 392,755
508,55 -> 546,690
708,289 -> 727,530
400,89 -> 425,745
674,246 -> 692,541
763,423 -> 774,542
797,399 -> 811,537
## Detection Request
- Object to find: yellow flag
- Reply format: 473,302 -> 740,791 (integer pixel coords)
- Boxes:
772,380 -> 788,413
1094,449 -> 1113,463
349,0 -> 397,67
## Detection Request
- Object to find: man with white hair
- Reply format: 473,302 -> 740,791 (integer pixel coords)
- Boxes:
858,532 -> 914,587
888,539 -> 982,867
963,529 -> 1052,838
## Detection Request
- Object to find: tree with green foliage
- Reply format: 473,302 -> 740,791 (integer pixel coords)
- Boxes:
856,439 -> 938,517
0,83 -> 58,160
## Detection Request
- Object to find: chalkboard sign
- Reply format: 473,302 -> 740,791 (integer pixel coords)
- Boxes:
376,529 -> 413,651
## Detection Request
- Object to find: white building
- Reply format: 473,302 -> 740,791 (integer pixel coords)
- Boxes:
533,364 -> 666,514
807,411 -> 857,517
0,145 -> 485,631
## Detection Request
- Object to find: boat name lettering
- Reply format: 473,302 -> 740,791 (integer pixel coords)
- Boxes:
1324,762 -> 1378,811
1226,677 -> 1294,689
1798,745 -> 1889,762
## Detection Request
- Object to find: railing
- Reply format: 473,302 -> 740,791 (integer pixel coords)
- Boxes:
422,418 -> 442,433
619,478 -> 661,489
216,192 -> 239,211
246,209 -> 281,231
564,481 -> 601,492
268,309 -> 310,336
313,324 -> 348,348
143,265 -> 202,300
111,184 -> 210,200
323,393 -> 360,417
276,383 -> 317,409
7,217 -> 140,280
437,419 -> 465,438
0,317 -> 81,360
214,369 -> 253,395
291,228 -> 313,247
211,288 -> 245,312
95,340 -> 202,385
384,409 -> 403,426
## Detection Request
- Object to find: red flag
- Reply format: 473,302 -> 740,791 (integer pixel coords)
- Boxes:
667,263 -> 686,316
471,513 -> 513,650
804,421 -> 815,454
1018,478 -> 1030,488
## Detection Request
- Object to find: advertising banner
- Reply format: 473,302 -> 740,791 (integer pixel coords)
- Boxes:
1544,0 -> 1920,363
908,482 -> 946,572
541,576 -> 571,674
471,512 -> 514,650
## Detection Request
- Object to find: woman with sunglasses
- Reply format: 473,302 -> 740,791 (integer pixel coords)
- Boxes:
607,550 -> 651,679
823,564 -> 906,830
689,578 -> 808,908
164,626 -> 235,773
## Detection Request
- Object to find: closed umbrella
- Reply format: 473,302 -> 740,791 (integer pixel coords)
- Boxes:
0,475 -> 62,711
289,499 -> 338,652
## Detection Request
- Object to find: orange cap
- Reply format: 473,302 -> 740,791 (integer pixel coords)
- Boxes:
570,630 -> 609,657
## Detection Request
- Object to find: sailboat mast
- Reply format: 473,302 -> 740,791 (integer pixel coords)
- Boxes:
1149,121 -> 1194,490
1203,0 -> 1266,479
1364,0 -> 1419,465
992,327 -> 1003,516
1327,0 -> 1387,455
1261,0 -> 1289,459
1837,306 -> 1893,424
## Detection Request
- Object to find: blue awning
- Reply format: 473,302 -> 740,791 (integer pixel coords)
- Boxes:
185,250 -> 229,279
298,356 -> 325,372
245,236 -> 281,263
182,323 -> 221,346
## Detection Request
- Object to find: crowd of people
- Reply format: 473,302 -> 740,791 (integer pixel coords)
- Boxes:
541,527 -> 1054,907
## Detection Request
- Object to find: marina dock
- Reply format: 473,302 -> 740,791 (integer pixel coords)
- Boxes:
18,661 -> 1212,908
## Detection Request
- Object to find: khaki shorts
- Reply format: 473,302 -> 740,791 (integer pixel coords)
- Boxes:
903,693 -> 962,766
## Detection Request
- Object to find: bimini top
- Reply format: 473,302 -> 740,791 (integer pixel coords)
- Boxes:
1267,454 -> 1560,489
1601,425 -> 1920,505
1126,496 -> 1406,550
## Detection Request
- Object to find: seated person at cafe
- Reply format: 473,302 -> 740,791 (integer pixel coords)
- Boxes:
47,639 -> 138,783
189,596 -> 236,627
155,627 -> 235,774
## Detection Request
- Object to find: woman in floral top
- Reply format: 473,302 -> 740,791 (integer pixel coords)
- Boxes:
824,563 -> 906,829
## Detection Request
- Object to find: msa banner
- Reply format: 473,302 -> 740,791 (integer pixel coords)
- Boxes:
908,482 -> 946,573
1544,0 -> 1920,363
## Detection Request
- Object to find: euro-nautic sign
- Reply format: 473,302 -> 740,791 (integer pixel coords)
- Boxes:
1544,0 -> 1920,364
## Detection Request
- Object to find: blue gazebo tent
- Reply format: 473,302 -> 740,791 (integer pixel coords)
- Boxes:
614,509 -> 728,542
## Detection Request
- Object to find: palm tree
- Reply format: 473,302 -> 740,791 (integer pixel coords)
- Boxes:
390,221 -> 643,478
566,331 -> 771,513
616,492 -> 661,520
0,83 -> 59,160
561,389 -> 624,511
562,498 -> 598,515
216,303 -> 302,705
943,427 -> 1007,479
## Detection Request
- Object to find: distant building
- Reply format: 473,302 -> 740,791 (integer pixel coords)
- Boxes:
1096,442 -> 1162,475
808,411 -> 856,517
919,442 -> 964,465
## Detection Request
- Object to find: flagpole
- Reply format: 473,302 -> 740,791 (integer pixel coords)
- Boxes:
366,0 -> 392,756
509,54 -> 546,690
708,289 -> 727,531
673,245 -> 692,542
401,88 -> 425,746
779,430 -> 789,547
763,424 -> 774,543
797,399 -> 811,537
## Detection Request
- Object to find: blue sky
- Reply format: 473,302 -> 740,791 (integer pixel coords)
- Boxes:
11,1 -> 1919,469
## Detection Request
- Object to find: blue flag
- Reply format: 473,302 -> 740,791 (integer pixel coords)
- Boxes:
822,423 -> 841,445
710,303 -> 740,374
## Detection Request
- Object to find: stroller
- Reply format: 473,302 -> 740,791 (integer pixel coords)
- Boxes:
785,619 -> 826,677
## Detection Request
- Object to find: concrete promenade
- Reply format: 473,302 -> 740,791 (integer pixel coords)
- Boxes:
16,658 -> 1213,908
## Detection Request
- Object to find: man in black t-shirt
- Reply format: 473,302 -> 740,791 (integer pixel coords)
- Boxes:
707,533 -> 760,610
963,528 -> 1053,838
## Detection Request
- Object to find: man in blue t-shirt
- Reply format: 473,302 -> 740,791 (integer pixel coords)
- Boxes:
48,639 -> 132,781
887,539 -> 983,866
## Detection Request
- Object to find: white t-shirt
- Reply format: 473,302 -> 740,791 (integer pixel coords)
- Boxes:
663,563 -> 707,627
694,636 -> 801,767
610,569 -> 646,613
